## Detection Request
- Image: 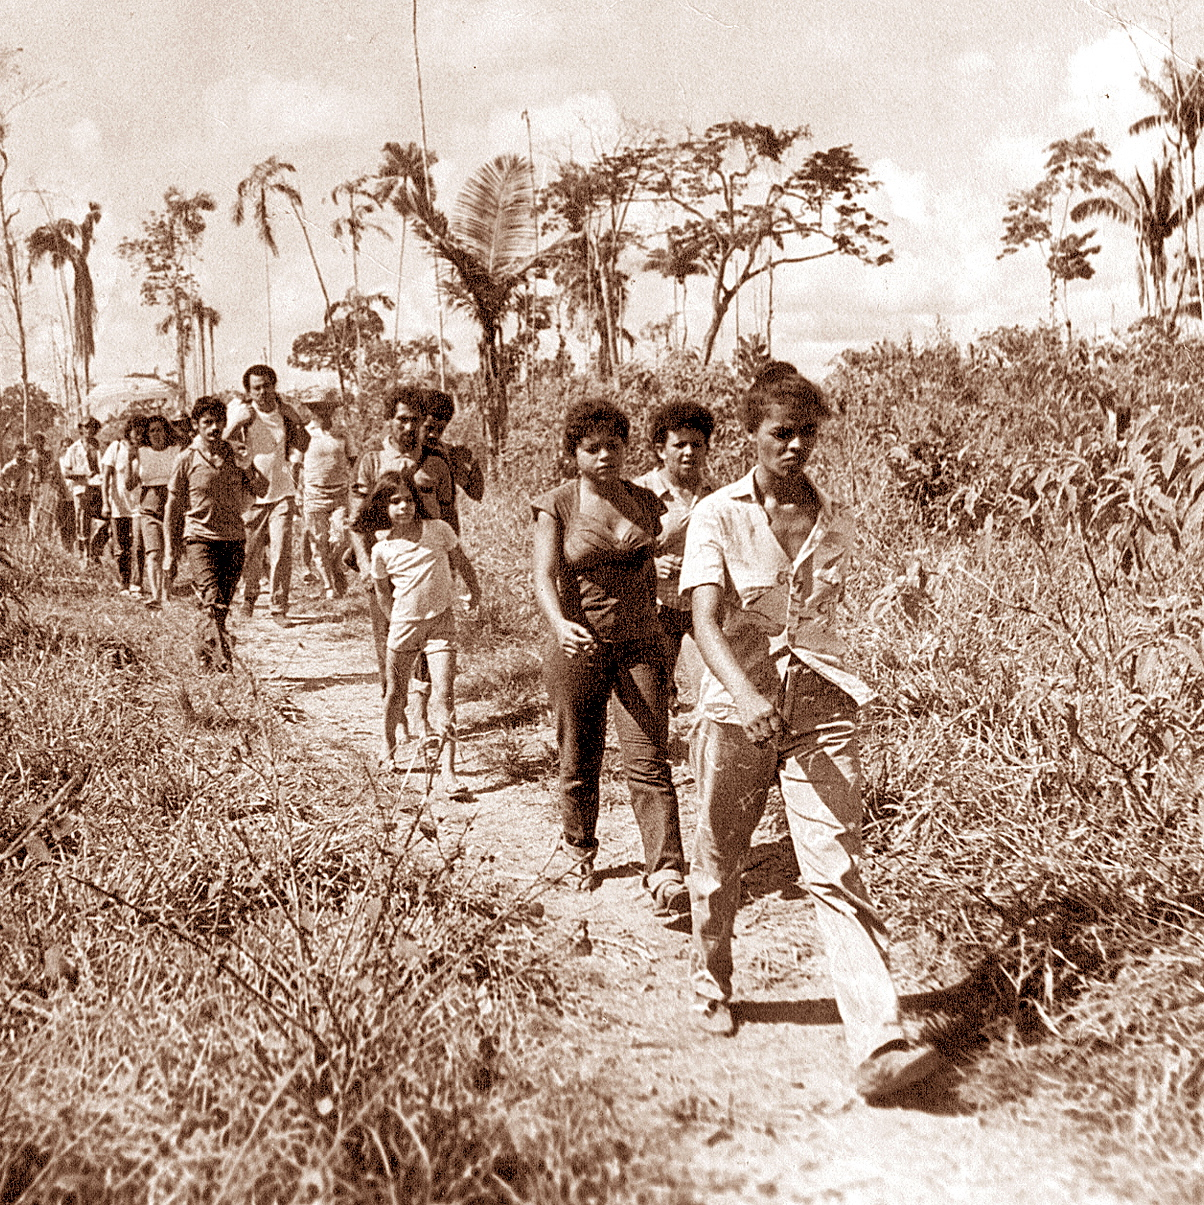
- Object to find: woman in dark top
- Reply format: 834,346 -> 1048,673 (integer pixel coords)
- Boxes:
532,399 -> 689,918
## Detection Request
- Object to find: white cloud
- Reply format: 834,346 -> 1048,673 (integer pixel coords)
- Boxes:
69,118 -> 101,160
204,74 -> 376,150
872,158 -> 928,224
487,93 -> 624,164
956,51 -> 995,77
1061,27 -> 1166,172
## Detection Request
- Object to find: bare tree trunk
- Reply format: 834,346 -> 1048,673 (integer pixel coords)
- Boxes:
412,0 -> 446,392
0,147 -> 32,439
264,241 -> 273,362
595,225 -> 618,377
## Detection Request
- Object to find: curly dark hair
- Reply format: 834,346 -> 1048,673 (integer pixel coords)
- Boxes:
648,400 -> 715,449
241,364 -> 277,391
382,386 -> 431,423
426,391 -> 456,422
191,395 -> 227,426
740,361 -> 831,433
562,399 -> 629,458
350,469 -> 422,535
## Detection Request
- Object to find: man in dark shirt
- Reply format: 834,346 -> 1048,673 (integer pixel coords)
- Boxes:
166,396 -> 267,671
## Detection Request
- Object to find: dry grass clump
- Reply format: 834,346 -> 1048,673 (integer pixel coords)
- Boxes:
0,541 -> 689,1204
819,326 -> 1204,1184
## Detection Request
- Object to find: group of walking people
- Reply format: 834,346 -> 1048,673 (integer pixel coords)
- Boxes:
537,361 -> 948,1104
161,370 -> 483,796
5,353 -> 947,1102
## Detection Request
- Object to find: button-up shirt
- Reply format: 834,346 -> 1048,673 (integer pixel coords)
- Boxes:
632,465 -> 711,611
680,467 -> 873,723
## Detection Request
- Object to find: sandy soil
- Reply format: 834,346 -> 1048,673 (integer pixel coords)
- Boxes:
232,595 -> 1132,1205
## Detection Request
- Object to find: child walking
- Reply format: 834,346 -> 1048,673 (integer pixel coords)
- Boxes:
351,469 -> 479,797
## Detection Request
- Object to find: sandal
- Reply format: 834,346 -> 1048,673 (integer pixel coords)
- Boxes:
651,878 -> 691,918
562,843 -> 599,892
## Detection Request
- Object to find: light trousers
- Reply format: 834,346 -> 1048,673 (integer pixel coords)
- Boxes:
242,495 -> 295,615
689,669 -> 904,1064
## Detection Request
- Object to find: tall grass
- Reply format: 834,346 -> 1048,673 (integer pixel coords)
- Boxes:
0,540 -> 686,1203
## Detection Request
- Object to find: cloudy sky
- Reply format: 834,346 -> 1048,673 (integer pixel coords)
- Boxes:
0,0 -> 1198,404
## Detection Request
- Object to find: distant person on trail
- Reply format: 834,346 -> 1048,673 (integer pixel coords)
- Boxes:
1,443 -> 33,531
31,434 -> 73,548
351,468 -> 479,797
633,400 -> 715,710
61,417 -> 107,566
101,416 -> 147,596
224,364 -> 309,627
532,398 -> 690,920
133,414 -> 181,611
418,391 -> 485,535
166,396 -> 268,672
301,390 -> 354,600
679,361 -> 947,1102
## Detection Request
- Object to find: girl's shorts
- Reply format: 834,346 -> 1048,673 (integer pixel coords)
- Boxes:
139,512 -> 165,554
386,607 -> 455,654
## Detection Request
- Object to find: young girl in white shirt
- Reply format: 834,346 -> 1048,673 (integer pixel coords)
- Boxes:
351,469 -> 479,796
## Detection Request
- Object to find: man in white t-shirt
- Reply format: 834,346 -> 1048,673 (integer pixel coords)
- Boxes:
301,391 -> 354,599
100,417 -> 146,594
224,365 -> 310,626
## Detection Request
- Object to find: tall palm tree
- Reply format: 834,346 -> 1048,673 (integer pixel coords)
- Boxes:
1072,155 -> 1204,319
375,142 -> 437,367
190,298 -> 221,393
234,157 -> 338,360
331,176 -> 389,295
27,201 -> 101,393
391,153 -> 554,452
164,189 -> 216,408
1131,56 -> 1204,317
233,158 -> 290,361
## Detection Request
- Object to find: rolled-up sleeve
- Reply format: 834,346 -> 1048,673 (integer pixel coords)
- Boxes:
680,497 -> 726,595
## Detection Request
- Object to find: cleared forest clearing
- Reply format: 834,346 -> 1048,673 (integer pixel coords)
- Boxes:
4,329 -> 1204,1201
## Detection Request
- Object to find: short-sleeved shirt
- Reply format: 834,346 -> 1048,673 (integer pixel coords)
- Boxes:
355,437 -> 452,525
304,424 -> 353,490
61,438 -> 102,496
137,446 -> 180,490
101,441 -> 138,518
632,466 -> 712,611
137,445 -> 180,518
1,456 -> 32,495
680,467 -> 873,721
371,520 -> 459,622
531,478 -> 664,643
167,441 -> 263,543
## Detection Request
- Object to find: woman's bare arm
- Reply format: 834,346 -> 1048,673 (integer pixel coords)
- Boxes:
532,510 -> 595,657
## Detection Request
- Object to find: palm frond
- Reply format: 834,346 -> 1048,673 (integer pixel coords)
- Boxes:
1070,197 -> 1139,228
450,154 -> 535,277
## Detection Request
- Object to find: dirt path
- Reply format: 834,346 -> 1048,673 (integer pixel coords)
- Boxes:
234,599 -> 1128,1205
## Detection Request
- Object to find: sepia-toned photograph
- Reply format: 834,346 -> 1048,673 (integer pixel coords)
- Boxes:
1,1 -> 1202,1200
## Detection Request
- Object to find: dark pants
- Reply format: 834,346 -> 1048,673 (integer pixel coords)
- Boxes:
73,488 -> 106,562
544,636 -> 685,889
659,605 -> 692,688
109,517 -> 134,589
187,539 -> 246,669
